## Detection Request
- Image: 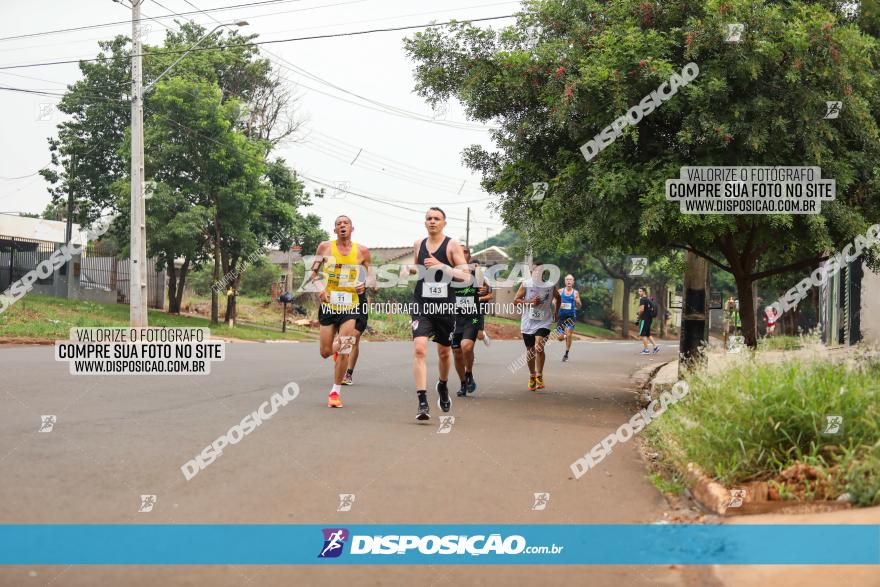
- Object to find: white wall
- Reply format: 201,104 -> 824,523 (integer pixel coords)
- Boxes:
0,215 -> 82,243
860,265 -> 880,344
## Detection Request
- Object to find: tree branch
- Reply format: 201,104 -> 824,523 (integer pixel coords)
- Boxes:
593,255 -> 626,281
749,253 -> 828,281
670,243 -> 732,272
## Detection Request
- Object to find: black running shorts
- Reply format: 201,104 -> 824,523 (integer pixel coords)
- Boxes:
521,328 -> 551,348
354,305 -> 369,333
318,304 -> 358,328
452,315 -> 483,348
411,314 -> 455,346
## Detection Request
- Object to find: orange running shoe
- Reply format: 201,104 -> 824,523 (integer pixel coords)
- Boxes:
327,392 -> 343,408
528,376 -> 537,391
535,375 -> 545,389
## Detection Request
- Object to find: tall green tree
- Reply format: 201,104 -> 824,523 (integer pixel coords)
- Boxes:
406,0 -> 880,347
42,23 -> 307,319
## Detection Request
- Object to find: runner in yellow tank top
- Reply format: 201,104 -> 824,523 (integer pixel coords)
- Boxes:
307,215 -> 372,408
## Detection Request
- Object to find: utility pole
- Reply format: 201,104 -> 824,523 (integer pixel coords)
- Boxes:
286,248 -> 293,293
129,0 -> 148,327
65,154 -> 76,244
465,207 -> 470,249
679,251 -> 709,372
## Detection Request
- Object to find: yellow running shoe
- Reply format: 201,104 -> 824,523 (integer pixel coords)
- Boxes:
327,392 -> 343,408
535,375 -> 545,389
528,376 -> 537,391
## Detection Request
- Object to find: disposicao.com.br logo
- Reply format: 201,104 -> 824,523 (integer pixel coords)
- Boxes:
317,529 -> 563,558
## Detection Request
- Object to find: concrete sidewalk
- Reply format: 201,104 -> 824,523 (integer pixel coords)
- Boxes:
649,346 -> 880,586
711,506 -> 880,587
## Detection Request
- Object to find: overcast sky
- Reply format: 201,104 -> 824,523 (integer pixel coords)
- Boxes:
0,0 -> 517,248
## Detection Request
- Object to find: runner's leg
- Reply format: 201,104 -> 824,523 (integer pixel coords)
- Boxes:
347,331 -> 361,371
462,338 -> 475,374
535,335 -> 547,376
335,320 -> 356,385
413,336 -> 429,391
319,324 -> 338,359
437,344 -> 451,384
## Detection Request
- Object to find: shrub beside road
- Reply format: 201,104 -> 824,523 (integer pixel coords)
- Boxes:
0,295 -> 314,343
646,350 -> 880,508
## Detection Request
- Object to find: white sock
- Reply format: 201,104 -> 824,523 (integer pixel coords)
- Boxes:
331,384 -> 341,395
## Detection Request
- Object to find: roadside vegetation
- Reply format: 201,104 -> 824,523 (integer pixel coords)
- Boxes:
0,295 -> 313,342
646,354 -> 880,506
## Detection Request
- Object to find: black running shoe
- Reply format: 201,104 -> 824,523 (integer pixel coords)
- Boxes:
456,382 -> 467,397
416,401 -> 430,421
562,352 -> 569,362
466,373 -> 477,394
437,382 -> 451,412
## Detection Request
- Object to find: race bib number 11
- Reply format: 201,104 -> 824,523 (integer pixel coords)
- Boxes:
330,291 -> 352,306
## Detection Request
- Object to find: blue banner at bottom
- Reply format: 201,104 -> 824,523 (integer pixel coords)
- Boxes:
1,525 -> 878,565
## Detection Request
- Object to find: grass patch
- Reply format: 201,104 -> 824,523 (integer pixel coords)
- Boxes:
648,472 -> 685,496
484,315 -> 618,339
646,356 -> 880,505
758,335 -> 805,351
0,295 -> 312,342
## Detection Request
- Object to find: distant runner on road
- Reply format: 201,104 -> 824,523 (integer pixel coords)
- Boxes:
515,262 -> 561,391
410,207 -> 469,421
308,215 -> 371,408
452,247 -> 493,398
556,274 -> 582,362
637,286 -> 660,355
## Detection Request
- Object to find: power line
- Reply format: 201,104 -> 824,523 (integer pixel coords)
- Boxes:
173,0 -> 497,132
0,82 -> 504,227
154,0 -> 498,131
0,0 -> 302,43
0,170 -> 43,180
0,14 -> 516,71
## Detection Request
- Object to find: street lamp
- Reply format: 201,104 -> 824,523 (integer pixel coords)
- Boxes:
127,5 -> 247,327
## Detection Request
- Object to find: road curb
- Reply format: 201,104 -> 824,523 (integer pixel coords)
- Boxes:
631,360 -> 672,407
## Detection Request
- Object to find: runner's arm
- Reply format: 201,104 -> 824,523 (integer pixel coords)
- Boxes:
478,275 -> 494,302
513,284 -> 527,305
574,289 -> 582,309
309,242 -> 330,302
553,288 -> 562,321
408,239 -> 421,275
359,246 -> 372,293
444,239 -> 471,283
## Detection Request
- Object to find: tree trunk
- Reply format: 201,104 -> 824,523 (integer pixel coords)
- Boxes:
681,251 -> 709,366
620,279 -> 631,339
734,274 -> 758,347
169,258 -> 189,314
166,258 -> 177,314
211,205 -> 221,326
223,257 -> 240,326
224,273 -> 242,327
658,282 -> 668,338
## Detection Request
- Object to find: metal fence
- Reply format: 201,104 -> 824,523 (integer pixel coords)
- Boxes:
0,236 -> 58,291
1,235 -> 164,309
114,258 -> 165,309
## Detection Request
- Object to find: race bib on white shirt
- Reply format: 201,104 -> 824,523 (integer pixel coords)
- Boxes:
529,307 -> 545,320
456,296 -> 476,310
561,302 -> 572,310
330,291 -> 352,306
422,282 -> 448,298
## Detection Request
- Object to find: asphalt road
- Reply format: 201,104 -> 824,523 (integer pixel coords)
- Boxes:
0,338 -> 693,587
